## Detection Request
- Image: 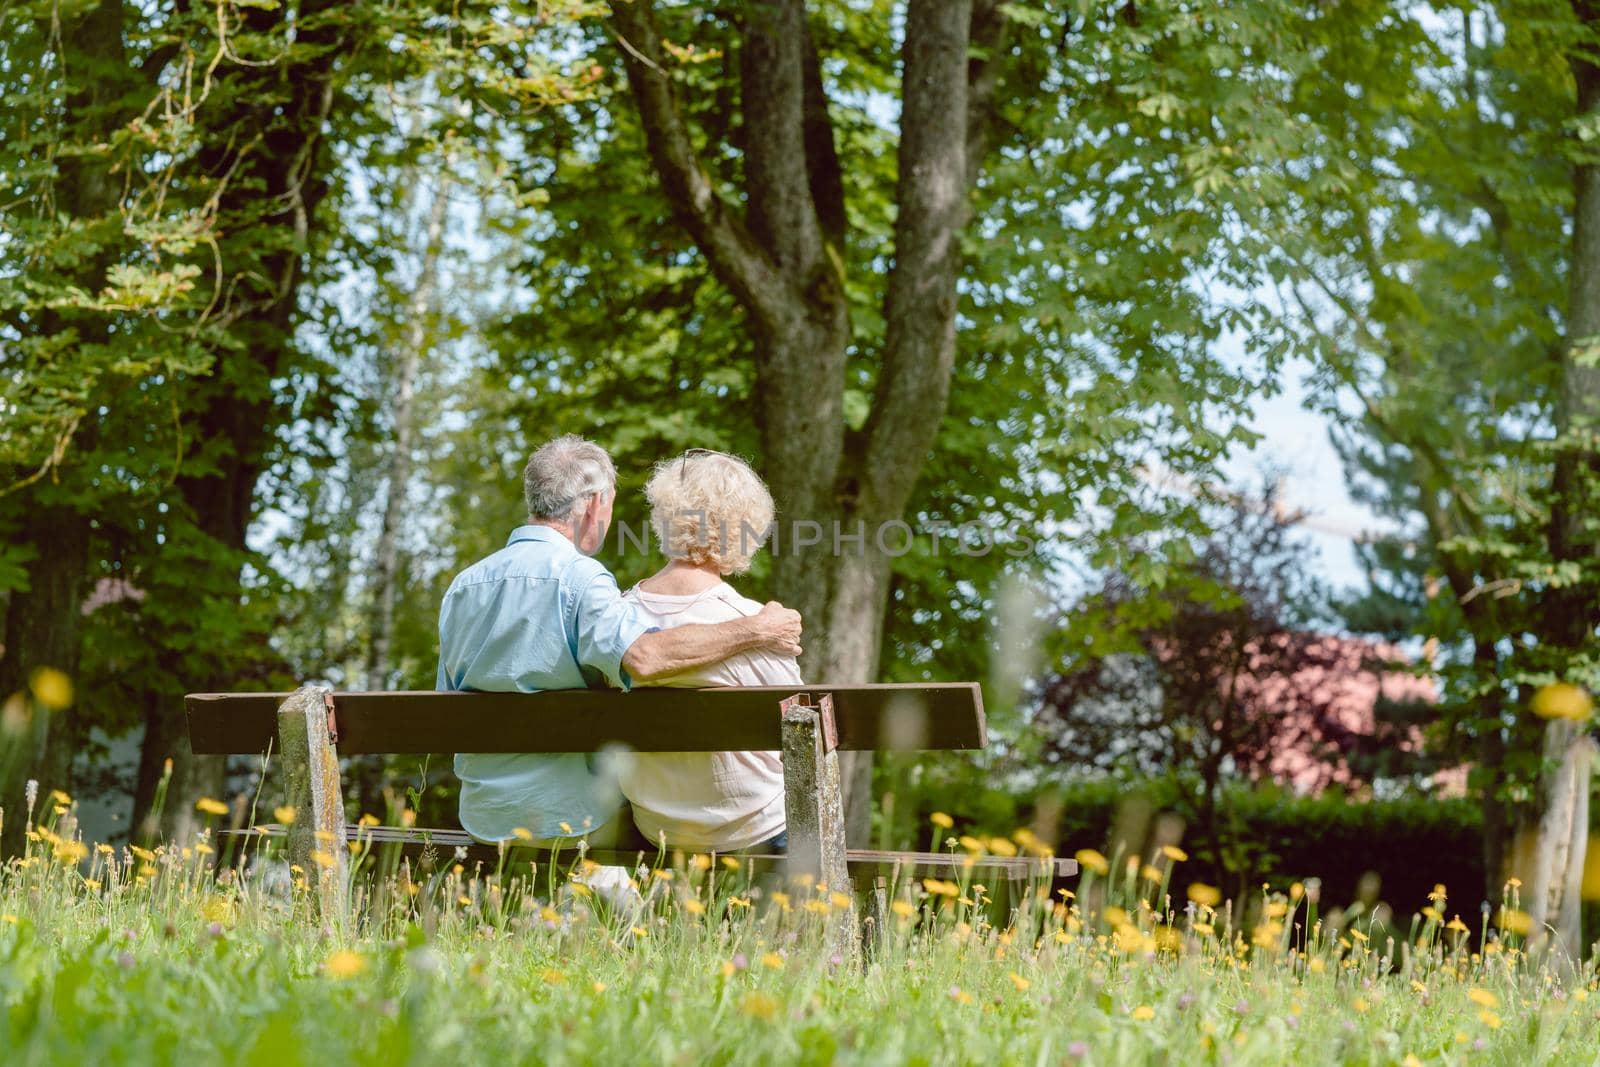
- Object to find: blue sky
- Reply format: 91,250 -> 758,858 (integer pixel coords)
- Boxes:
1221,358 -> 1381,594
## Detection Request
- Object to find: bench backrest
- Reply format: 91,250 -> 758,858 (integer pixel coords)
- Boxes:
184,683 -> 985,756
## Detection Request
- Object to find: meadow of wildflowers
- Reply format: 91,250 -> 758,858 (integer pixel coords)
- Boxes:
2,794 -> 1597,1066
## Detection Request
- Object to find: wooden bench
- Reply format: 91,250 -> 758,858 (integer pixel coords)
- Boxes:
184,683 -> 1075,957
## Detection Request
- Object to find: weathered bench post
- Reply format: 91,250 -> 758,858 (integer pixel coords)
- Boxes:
779,692 -> 855,962
278,685 -> 347,922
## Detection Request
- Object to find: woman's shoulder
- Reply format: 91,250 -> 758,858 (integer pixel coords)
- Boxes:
707,583 -> 765,618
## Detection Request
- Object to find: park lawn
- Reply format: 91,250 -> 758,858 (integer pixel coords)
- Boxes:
1,807 -> 1597,1065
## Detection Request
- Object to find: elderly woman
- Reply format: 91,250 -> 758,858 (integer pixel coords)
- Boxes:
619,448 -> 798,852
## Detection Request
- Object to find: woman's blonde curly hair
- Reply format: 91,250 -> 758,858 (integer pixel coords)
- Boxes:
645,450 -> 775,575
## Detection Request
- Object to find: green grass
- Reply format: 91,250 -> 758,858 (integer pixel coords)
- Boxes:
2,799 -> 1597,1066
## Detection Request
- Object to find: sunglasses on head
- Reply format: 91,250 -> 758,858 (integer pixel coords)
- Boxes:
679,447 -> 735,479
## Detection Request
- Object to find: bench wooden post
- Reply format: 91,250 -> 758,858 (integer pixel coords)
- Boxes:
779,692 -> 855,961
278,685 -> 348,921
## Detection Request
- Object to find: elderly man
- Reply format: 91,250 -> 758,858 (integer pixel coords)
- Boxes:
437,434 -> 802,848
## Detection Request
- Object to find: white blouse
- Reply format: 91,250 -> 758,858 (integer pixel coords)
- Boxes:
616,582 -> 800,851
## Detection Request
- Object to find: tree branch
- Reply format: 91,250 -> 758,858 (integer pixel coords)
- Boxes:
964,0 -> 1008,189
608,0 -> 792,322
741,0 -> 825,277
860,0 -> 974,516
801,19 -> 846,249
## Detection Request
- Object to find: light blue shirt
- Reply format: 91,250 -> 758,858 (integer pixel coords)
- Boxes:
437,525 -> 656,841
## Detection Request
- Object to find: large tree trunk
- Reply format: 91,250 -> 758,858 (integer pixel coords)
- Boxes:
612,0 -> 1000,843
0,0 -> 129,854
131,0 -> 352,841
1526,719 -> 1593,967
1526,0 -> 1600,954
0,509 -> 92,851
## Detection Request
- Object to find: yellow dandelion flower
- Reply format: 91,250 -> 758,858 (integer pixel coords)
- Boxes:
1,915 -> 16,925
1468,988 -> 1499,1009
683,899 -> 705,916
729,896 -> 751,909
721,856 -> 740,870
1074,849 -> 1110,876
195,797 -> 229,817
1009,972 -> 1030,992
29,668 -> 74,711
1186,883 -> 1222,908
1132,1005 -> 1155,1021
53,840 -> 88,865
592,982 -> 606,994
1161,845 -> 1188,862
830,891 -> 852,910
770,891 -> 790,910
739,991 -> 780,1021
541,968 -> 565,984
273,806 -> 296,825
311,850 -> 337,869
929,811 -> 954,829
892,900 -> 916,918
324,950 -> 366,979
1502,907 -> 1535,933
1352,997 -> 1369,1013
49,789 -> 72,806
987,836 -> 1018,857
958,835 -> 986,853
1531,682 -> 1594,721
690,854 -> 712,872
1478,1009 -> 1502,1029
760,952 -> 785,969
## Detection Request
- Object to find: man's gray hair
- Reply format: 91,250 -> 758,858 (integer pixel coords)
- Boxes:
523,435 -> 617,521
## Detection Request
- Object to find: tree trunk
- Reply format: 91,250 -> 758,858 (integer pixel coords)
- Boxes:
611,0 -> 997,845
0,0 -> 128,854
0,509 -> 91,851
1526,719 -> 1593,967
1525,0 -> 1600,948
131,0 -> 352,839
367,171 -> 452,690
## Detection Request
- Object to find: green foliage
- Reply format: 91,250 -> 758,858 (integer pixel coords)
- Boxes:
891,771 -> 1486,915
1279,2 -> 1600,830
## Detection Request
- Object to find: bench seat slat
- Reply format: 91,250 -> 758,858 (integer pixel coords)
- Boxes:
185,684 -> 985,755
